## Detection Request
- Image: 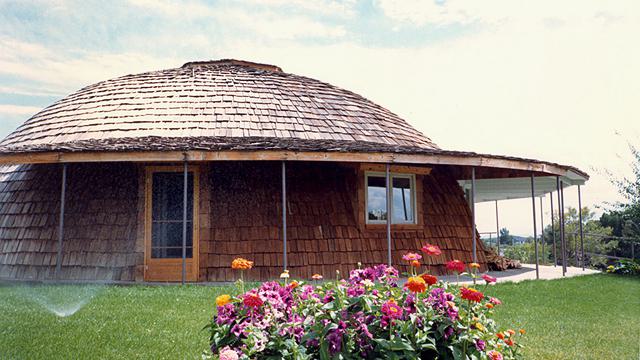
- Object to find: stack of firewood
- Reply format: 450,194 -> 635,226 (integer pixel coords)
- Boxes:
485,248 -> 521,271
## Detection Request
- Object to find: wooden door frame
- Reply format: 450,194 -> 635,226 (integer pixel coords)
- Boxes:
144,165 -> 200,282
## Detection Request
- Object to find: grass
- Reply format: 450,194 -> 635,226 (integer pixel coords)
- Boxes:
0,275 -> 638,359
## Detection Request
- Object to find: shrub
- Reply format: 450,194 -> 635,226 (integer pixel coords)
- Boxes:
206,254 -> 524,359
606,259 -> 640,276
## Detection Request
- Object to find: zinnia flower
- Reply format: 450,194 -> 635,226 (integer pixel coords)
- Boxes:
482,274 -> 497,283
507,329 -> 516,336
519,329 -> 526,335
474,322 -> 485,332
497,332 -> 505,340
446,260 -> 465,273
312,274 -> 323,281
243,293 -> 263,308
460,287 -> 484,302
289,280 -> 299,289
421,243 -> 442,256
421,274 -> 438,286
486,303 -> 494,309
402,252 -> 422,261
405,276 -> 427,293
487,350 -> 503,360
231,257 -> 253,270
381,299 -> 403,319
490,297 -> 502,305
470,262 -> 480,269
410,260 -> 421,267
219,347 -> 239,360
280,270 -> 290,279
215,294 -> 231,307
475,339 -> 486,351
505,339 -> 515,346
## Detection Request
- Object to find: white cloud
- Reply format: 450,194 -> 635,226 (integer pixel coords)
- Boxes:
0,104 -> 41,115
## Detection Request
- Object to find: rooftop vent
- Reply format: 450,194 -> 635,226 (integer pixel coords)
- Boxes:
182,59 -> 282,72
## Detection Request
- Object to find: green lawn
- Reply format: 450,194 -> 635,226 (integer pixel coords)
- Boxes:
0,275 -> 638,359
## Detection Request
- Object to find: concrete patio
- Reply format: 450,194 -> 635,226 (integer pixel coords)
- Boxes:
440,264 -> 601,284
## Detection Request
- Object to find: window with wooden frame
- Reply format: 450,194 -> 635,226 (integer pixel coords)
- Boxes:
365,172 -> 417,224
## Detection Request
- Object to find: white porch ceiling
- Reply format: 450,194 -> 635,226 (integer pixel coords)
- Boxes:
458,172 -> 587,203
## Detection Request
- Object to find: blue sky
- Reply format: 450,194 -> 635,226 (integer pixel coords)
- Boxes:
1,0 -> 639,235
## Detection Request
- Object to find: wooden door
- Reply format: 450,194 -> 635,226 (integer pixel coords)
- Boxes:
144,166 -> 199,282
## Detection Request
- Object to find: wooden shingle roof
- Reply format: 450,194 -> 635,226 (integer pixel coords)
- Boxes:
0,59 -> 438,153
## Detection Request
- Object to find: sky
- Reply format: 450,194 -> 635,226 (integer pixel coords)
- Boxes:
0,0 -> 639,236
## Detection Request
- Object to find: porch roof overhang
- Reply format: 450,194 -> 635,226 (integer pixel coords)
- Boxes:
0,137 -> 589,196
458,173 -> 585,203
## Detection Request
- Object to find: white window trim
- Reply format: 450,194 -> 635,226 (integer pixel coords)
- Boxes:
365,171 -> 417,225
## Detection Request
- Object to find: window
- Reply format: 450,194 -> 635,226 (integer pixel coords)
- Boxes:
151,172 -> 194,258
365,172 -> 416,224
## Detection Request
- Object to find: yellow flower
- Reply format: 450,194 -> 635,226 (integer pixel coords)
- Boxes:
280,270 -> 290,279
470,262 -> 480,269
475,322 -> 485,332
215,294 -> 231,307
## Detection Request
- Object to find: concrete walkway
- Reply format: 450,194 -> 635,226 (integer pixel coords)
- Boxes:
439,264 -> 600,284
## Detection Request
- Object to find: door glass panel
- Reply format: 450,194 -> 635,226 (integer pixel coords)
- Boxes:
151,172 -> 194,259
392,177 -> 414,223
367,175 -> 387,221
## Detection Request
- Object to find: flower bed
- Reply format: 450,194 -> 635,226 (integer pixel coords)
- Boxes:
206,246 -> 524,359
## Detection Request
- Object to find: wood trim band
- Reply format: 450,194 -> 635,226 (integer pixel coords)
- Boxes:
0,150 -> 584,179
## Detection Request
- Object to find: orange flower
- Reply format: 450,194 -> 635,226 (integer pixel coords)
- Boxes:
215,294 -> 231,307
410,260 -> 421,268
519,329 -> 526,335
460,287 -> 484,302
497,332 -> 505,340
485,303 -> 494,309
312,273 -> 323,281
470,262 -> 480,269
289,280 -> 299,289
231,258 -> 253,270
507,329 -> 516,336
405,276 -> 427,293
421,274 -> 438,286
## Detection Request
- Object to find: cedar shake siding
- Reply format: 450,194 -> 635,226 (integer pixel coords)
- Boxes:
0,161 -> 485,282
0,163 -> 139,281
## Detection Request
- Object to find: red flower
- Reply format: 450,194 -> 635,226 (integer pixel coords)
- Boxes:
505,339 -> 514,346
446,260 -> 465,273
482,274 -> 497,283
421,274 -> 438,286
421,244 -> 442,256
496,332 -> 505,340
243,293 -> 263,308
460,287 -> 484,303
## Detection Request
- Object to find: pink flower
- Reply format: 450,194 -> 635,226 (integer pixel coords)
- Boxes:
402,252 -> 422,261
490,297 -> 502,305
219,347 -> 239,360
487,350 -> 503,360
381,299 -> 403,319
482,274 -> 497,283
421,244 -> 442,256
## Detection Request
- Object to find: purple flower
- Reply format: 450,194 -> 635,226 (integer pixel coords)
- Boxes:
216,304 -> 236,325
427,288 -> 459,320
475,339 -> 486,351
347,285 -> 365,297
326,330 -> 343,355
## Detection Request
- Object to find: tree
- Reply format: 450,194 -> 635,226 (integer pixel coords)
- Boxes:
498,227 -> 512,246
599,144 -> 640,259
544,206 -> 615,267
